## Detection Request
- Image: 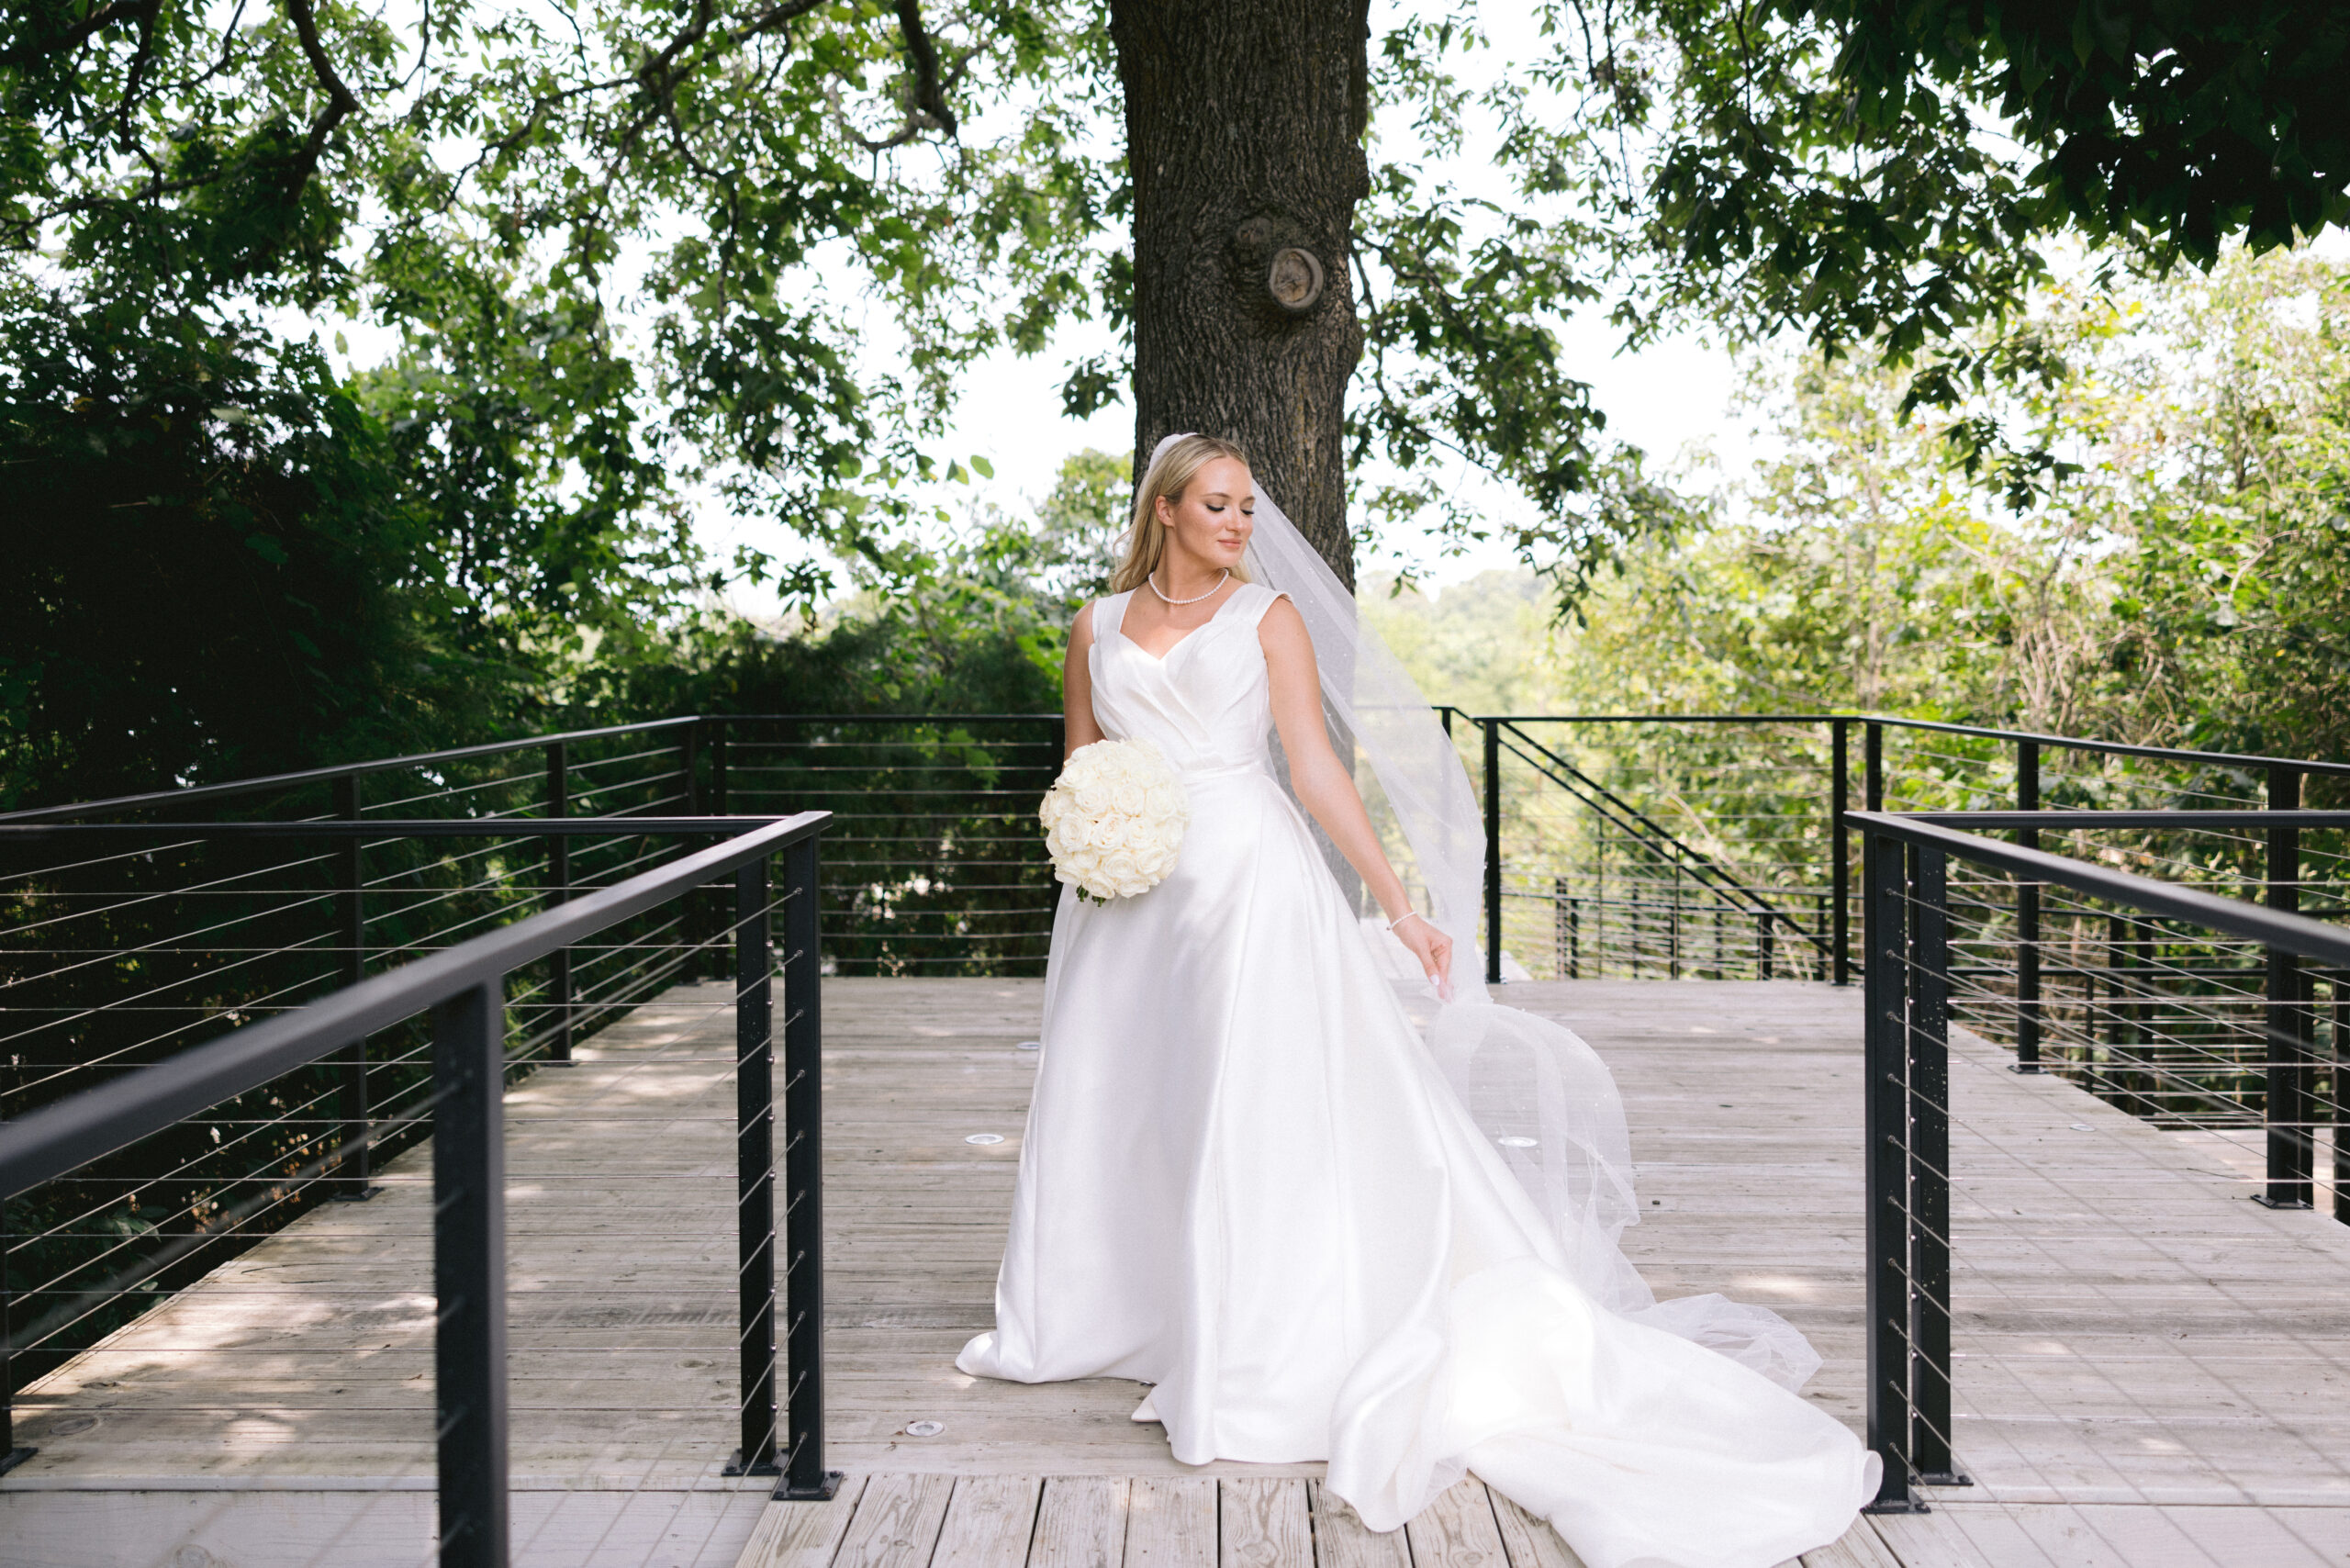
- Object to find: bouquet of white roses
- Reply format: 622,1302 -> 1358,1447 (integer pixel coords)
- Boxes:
1039,738 -> 1189,903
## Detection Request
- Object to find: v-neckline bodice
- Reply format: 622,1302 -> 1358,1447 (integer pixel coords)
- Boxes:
1117,586 -> 1247,664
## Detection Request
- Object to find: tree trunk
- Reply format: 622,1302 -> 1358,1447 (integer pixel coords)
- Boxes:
1111,0 -> 1371,588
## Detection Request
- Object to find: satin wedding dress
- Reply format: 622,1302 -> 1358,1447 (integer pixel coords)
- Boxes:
957,581 -> 1874,1568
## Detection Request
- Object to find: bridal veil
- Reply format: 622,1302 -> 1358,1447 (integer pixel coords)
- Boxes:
1201,435 -> 1821,1390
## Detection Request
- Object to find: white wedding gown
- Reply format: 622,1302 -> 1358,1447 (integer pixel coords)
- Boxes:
957,584 -> 1875,1568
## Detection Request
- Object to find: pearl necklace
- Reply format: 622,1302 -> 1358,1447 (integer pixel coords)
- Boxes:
1147,569 -> 1229,606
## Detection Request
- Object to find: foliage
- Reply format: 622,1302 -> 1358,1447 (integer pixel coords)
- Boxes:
0,287 -> 501,810
6,0 -> 2350,816
1366,249 -> 2350,788
1484,0 -> 2350,499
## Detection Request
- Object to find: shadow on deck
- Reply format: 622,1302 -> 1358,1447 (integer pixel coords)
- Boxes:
4,979 -> 2348,1568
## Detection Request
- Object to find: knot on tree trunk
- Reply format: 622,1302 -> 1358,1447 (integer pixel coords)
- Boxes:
1230,213 -> 1329,322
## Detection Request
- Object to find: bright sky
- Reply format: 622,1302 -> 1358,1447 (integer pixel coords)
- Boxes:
909,314 -> 1753,589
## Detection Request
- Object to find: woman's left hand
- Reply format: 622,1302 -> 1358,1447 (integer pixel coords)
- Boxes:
1393,914 -> 1454,1002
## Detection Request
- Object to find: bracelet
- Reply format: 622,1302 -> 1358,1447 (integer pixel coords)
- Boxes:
1387,911 -> 1429,934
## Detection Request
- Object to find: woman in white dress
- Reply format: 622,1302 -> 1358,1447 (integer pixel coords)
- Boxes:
957,435 -> 1876,1568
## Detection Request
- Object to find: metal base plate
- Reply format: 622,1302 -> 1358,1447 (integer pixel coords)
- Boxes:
0,1447 -> 35,1478
2252,1193 -> 2314,1210
1862,1496 -> 1930,1515
777,1469 -> 845,1502
1918,1471 -> 1975,1486
330,1185 -> 383,1203
723,1448 -> 784,1478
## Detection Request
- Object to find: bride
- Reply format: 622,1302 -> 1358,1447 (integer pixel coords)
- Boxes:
957,434 -> 1875,1568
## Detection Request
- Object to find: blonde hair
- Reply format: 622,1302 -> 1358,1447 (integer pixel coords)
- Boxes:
1109,433 -> 1255,594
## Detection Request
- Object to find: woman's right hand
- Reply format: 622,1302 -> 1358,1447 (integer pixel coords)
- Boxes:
1392,913 -> 1454,1002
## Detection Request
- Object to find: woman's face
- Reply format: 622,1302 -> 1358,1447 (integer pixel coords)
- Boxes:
1156,457 -> 1254,572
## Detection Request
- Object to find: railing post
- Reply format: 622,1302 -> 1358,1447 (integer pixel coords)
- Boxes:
432,980 -> 510,1568
1865,721 -> 1885,812
778,833 -> 840,1500
711,718 -> 731,817
2013,740 -> 2042,1074
1483,720 -> 1503,987
727,857 -> 782,1477
1757,909 -> 1774,980
1862,826 -> 1921,1512
2333,973 -> 2349,1226
1556,880 -> 1578,980
680,724 -> 717,981
1907,845 -> 1965,1487
2259,764 -> 2314,1210
1832,718 -> 1851,986
545,743 -> 573,1065
2,1195 -> 29,1475
1669,867 -> 1682,980
333,776 -> 374,1198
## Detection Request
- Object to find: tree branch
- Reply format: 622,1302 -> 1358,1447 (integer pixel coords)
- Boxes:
894,0 -> 957,138
281,0 -> 361,197
729,0 -> 829,46
0,0 -> 145,67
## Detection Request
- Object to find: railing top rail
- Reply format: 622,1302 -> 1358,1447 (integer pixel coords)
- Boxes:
1483,713 -> 1845,725
1889,808 -> 2350,832
1856,715 -> 2350,779
10,706 -> 2342,832
712,712 -> 1059,722
0,713 -> 1070,825
1480,712 -> 2350,778
1895,810 -> 2350,829
0,815 -> 825,840
0,717 -> 703,824
1847,810 -> 2350,968
0,811 -> 830,1202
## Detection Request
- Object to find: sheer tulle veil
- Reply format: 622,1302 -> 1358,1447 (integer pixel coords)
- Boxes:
1150,432 -> 1819,1389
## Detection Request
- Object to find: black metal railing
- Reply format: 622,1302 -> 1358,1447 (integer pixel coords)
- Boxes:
1468,713 -> 1841,986
6,704 -> 2344,1541
0,812 -> 837,1564
1847,807 -> 2350,1511
13,706 -> 2336,997
707,714 -> 1065,976
1468,713 -> 2350,992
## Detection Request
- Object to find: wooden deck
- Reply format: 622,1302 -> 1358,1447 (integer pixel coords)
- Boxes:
6,978 -> 2349,1568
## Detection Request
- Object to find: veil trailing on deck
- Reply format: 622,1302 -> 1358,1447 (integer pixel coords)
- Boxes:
1157,434 -> 1820,1391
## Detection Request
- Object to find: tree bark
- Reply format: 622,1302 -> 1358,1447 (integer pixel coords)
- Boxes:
1111,0 -> 1371,588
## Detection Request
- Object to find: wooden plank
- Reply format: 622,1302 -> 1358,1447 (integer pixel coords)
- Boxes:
932,1475 -> 1044,1568
1305,1480 -> 1409,1568
1800,1518 -> 1904,1568
1218,1477 -> 1310,1568
1867,1507 -> 2040,1568
1125,1478 -> 1216,1568
1483,1486 -> 1586,1568
833,1473 -> 956,1568
734,1476 -> 873,1568
1030,1477 -> 1130,1568
1402,1479 -> 1506,1568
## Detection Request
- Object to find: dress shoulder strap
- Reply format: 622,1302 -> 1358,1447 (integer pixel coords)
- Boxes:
1091,589 -> 1135,642
1232,581 -> 1292,631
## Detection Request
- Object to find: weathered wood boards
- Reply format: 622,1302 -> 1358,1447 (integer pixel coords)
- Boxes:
7,976 -> 2350,1567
